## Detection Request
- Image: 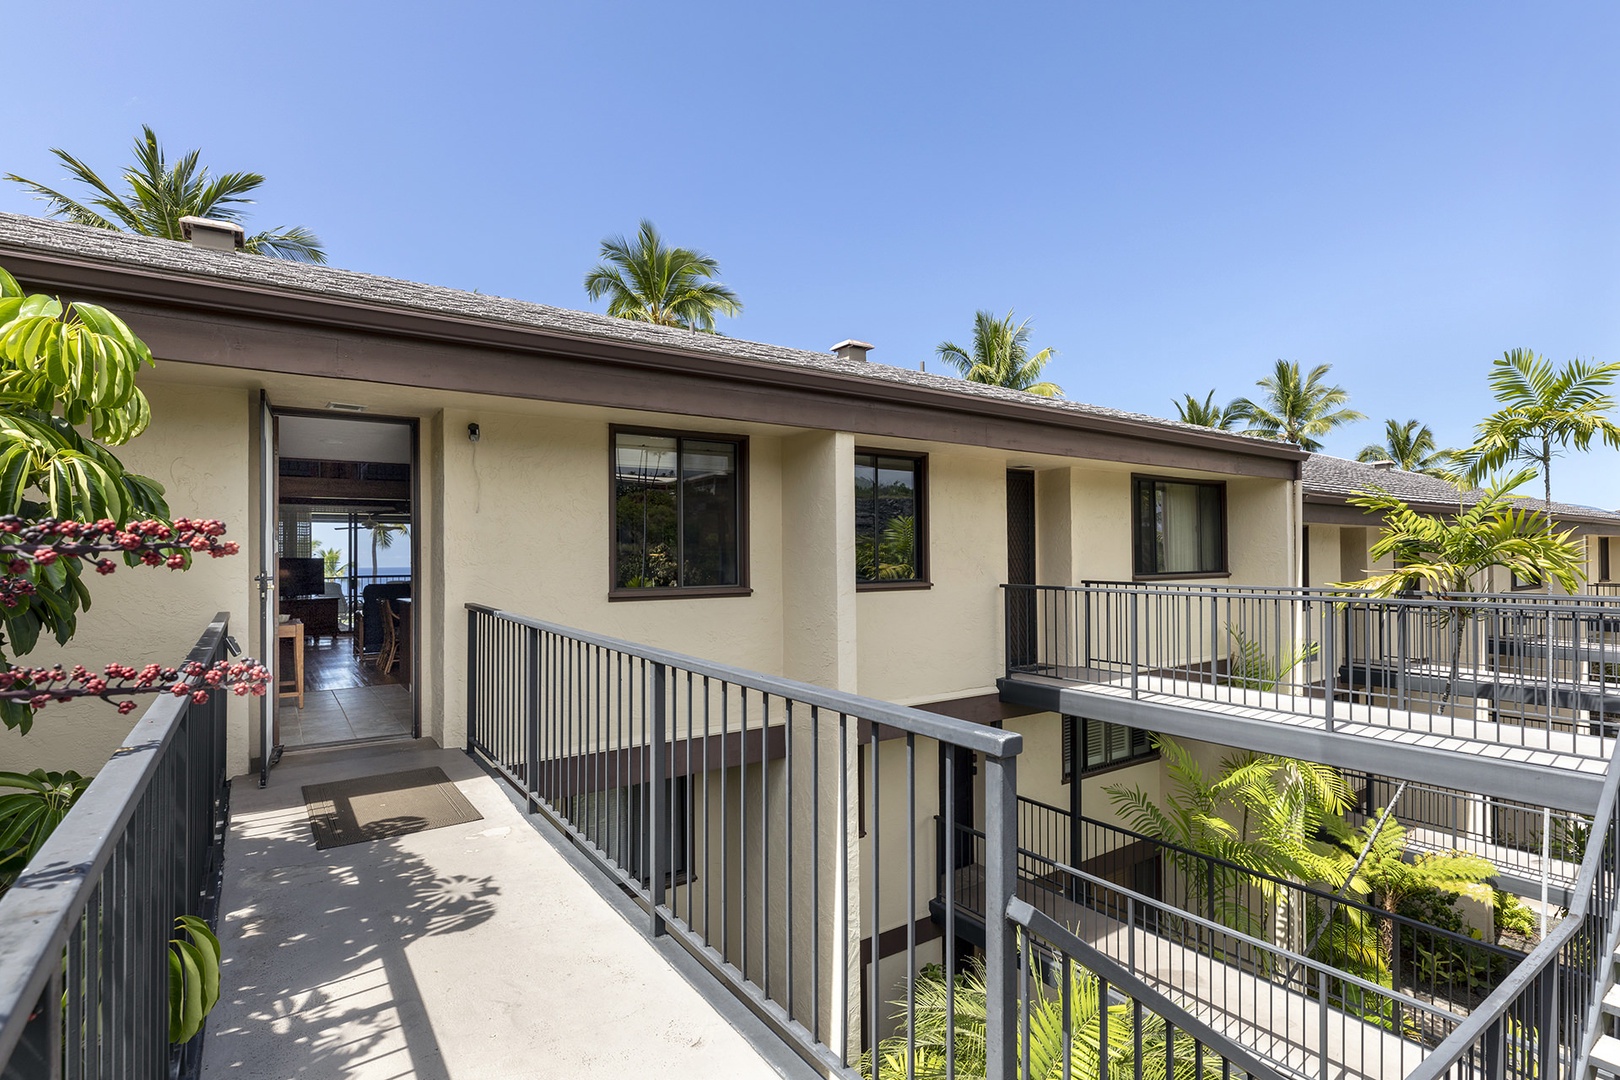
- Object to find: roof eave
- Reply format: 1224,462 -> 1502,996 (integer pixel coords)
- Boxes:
0,241 -> 1307,469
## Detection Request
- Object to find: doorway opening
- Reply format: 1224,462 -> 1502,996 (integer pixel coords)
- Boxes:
274,412 -> 417,751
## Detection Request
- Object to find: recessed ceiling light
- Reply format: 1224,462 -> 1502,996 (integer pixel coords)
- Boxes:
325,402 -> 367,413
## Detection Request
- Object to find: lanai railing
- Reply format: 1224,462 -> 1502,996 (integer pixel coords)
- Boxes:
466,604 -> 1286,1080
0,615 -> 235,1080
1007,795 -> 1529,1014
944,817 -> 1467,1080
1005,583 -> 1620,768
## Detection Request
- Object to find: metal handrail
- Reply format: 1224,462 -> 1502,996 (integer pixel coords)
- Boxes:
466,604 -> 1026,1078
0,613 -> 232,1072
1014,794 -> 1525,963
1065,580 -> 1620,615
465,604 -> 1020,757
1008,898 -> 1290,1080
1082,579 -> 1620,604
1405,740 -> 1620,1079
952,820 -> 1453,1026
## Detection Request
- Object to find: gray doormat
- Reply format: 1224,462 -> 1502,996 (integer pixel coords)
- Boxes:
303,766 -> 483,850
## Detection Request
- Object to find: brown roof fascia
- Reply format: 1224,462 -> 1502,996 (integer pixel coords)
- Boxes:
1,246 -> 1306,478
1303,492 -> 1620,534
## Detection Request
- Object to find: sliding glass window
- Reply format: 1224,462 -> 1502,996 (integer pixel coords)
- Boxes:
855,451 -> 927,586
613,430 -> 745,594
1132,476 -> 1226,577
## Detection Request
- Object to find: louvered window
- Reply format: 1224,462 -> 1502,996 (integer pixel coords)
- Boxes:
1062,715 -> 1156,782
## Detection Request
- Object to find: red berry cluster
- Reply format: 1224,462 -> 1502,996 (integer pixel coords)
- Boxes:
0,658 -> 270,713
0,516 -> 239,584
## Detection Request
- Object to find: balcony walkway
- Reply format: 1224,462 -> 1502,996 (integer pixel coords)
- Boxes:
200,740 -> 798,1080
1002,667 -> 1608,812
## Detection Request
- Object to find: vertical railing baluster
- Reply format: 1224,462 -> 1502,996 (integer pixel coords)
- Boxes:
983,750 -> 1019,1080
649,663 -> 667,937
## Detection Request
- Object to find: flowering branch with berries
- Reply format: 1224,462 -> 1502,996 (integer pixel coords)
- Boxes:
0,516 -> 239,605
0,659 -> 270,715
0,516 -> 264,721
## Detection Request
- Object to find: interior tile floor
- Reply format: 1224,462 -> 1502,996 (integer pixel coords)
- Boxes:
280,637 -> 413,749
282,684 -> 413,747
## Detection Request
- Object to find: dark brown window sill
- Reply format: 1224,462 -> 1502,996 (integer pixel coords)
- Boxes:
1066,751 -> 1161,783
1131,571 -> 1231,582
857,580 -> 934,593
608,586 -> 754,602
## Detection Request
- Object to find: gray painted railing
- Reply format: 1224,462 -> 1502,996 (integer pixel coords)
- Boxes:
948,819 -> 1461,1080
1010,795 -> 1526,1017
1404,734 -> 1620,1079
1343,771 -> 1587,912
0,615 -> 234,1080
465,604 -> 1285,1080
1008,583 -> 1620,766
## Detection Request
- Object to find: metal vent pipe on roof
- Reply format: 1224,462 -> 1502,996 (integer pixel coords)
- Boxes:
831,339 -> 873,363
178,216 -> 245,253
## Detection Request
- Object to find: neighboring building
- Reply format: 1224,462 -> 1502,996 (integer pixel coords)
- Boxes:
1302,452 -> 1620,591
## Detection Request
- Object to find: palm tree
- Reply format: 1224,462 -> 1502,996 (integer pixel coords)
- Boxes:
861,957 -> 1223,1079
936,310 -> 1062,398
311,542 -> 344,580
1356,419 -> 1454,476
1465,349 -> 1620,514
1107,737 -> 1349,943
1173,390 -> 1241,430
365,520 -> 408,582
1325,815 -> 1497,966
1337,469 -> 1586,709
6,126 -> 325,262
583,220 -> 741,332
1231,360 -> 1364,451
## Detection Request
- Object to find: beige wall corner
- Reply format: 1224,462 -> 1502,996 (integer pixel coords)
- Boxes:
1035,467 -> 1078,585
781,430 -> 856,692
425,410 -> 449,747
0,383 -> 254,777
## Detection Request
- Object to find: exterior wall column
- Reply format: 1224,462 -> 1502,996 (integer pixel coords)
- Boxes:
779,430 -> 862,1058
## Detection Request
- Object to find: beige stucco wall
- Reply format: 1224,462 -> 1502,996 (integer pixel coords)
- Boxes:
1004,711 -> 1165,831
432,406 -> 789,750
856,447 -> 1007,704
0,381 -> 254,776
1052,466 -> 1296,588
1305,523 -> 1343,588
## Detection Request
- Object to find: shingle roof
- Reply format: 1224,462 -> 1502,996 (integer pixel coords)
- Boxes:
1303,454 -> 1620,526
0,212 -> 1300,458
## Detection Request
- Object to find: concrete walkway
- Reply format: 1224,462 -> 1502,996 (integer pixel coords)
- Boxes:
201,740 -> 794,1080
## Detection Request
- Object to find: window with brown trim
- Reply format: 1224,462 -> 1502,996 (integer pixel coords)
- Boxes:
1132,476 -> 1226,577
855,450 -> 928,587
612,428 -> 747,595
1062,715 -> 1157,782
1511,568 -> 1543,591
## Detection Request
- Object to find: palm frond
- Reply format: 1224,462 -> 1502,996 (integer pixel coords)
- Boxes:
583,220 -> 740,331
935,310 -> 1062,397
6,128 -> 323,261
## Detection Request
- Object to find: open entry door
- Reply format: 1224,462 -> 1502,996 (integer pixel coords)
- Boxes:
257,391 -> 280,786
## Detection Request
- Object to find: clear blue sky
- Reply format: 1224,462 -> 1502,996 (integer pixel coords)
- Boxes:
4,3 -> 1618,504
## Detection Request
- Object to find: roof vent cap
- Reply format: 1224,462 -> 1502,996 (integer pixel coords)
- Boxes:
179,216 -> 245,253
831,339 -> 873,363
1368,459 -> 1396,470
